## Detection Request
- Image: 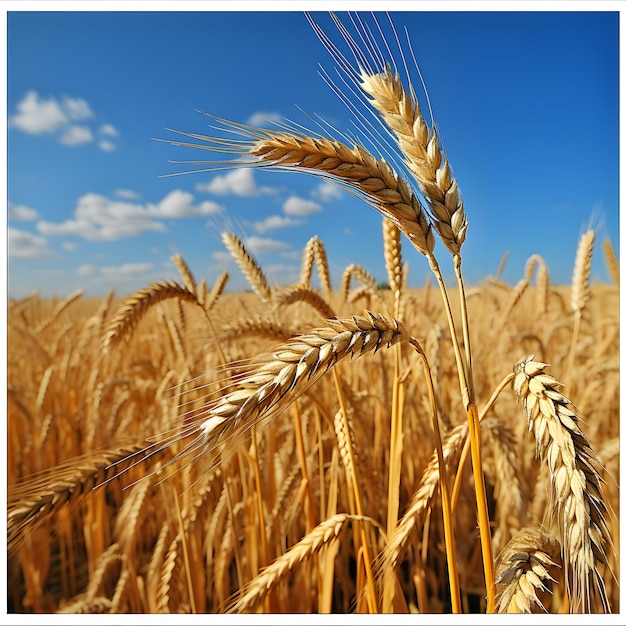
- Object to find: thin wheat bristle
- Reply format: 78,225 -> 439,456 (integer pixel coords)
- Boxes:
513,355 -> 611,612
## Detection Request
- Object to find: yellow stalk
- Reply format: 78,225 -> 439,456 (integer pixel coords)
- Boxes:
332,368 -> 378,613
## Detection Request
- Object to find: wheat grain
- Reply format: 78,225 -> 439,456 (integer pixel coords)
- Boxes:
513,355 -> 611,611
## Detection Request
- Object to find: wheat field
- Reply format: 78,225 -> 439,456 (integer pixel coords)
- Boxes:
7,11 -> 620,616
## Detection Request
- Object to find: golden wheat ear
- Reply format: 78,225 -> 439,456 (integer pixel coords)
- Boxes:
495,527 -> 562,613
307,12 -> 467,256
513,355 -> 612,612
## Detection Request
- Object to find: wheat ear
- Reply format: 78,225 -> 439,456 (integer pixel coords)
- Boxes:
274,285 -> 336,320
8,444 -> 150,555
173,313 -> 408,470
359,65 -> 467,256
602,237 -> 619,286
171,252 -> 196,293
227,513 -> 361,613
340,263 -> 379,303
35,288 -> 85,334
377,423 -> 467,578
382,218 -> 403,317
495,527 -> 562,613
222,232 -> 272,302
513,355 -> 611,611
165,124 -> 435,259
103,281 -> 202,350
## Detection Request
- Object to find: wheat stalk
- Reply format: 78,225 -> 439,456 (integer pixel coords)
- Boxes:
513,355 -> 611,611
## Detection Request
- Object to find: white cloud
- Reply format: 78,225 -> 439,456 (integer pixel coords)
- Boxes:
60,125 -> 94,146
115,189 -> 141,199
244,235 -> 289,255
8,203 -> 39,221
283,196 -> 322,216
62,96 -> 93,121
37,190 -> 222,242
196,168 -> 273,197
247,111 -> 283,127
8,227 -> 53,259
99,123 -> 118,137
98,140 -> 116,152
62,241 -> 79,251
211,250 -> 233,264
9,90 -> 116,151
312,181 -> 344,202
264,263 -> 299,283
76,264 -> 95,276
9,90 -> 67,134
101,262 -> 153,278
252,214 -> 302,234
148,189 -> 221,218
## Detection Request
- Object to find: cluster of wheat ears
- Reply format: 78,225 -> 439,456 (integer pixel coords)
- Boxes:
7,12 -> 619,615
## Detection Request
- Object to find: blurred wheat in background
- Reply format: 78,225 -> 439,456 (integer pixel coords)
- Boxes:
7,12 -> 619,615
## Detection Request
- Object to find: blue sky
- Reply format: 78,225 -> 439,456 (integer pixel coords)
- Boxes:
5,3 -> 621,299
